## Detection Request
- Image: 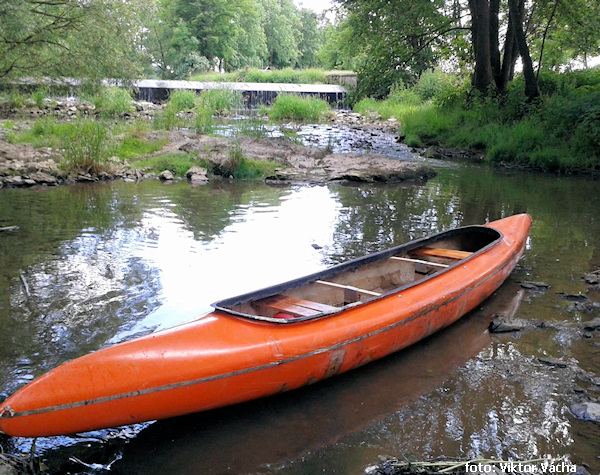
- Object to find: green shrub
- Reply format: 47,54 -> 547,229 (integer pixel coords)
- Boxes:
168,90 -> 197,112
196,88 -> 243,115
414,70 -> 459,102
32,87 -> 49,109
61,120 -> 112,174
268,94 -> 331,121
92,87 -> 133,117
195,107 -> 215,134
154,104 -> 182,131
6,91 -> 26,108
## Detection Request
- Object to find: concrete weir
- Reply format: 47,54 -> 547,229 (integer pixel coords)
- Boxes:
133,79 -> 349,107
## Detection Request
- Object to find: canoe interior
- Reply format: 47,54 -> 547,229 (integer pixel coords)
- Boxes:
214,226 -> 501,322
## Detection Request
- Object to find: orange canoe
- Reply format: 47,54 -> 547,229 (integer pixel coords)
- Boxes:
0,214 -> 531,437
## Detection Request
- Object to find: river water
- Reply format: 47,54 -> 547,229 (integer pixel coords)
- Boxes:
1,140 -> 600,473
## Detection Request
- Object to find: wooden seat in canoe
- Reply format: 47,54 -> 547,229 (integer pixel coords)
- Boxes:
411,247 -> 473,260
255,295 -> 337,318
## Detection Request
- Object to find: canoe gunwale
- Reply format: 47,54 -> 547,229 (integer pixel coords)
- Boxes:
212,225 -> 503,323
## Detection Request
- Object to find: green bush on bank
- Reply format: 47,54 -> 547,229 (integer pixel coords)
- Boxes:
91,87 -> 134,117
268,93 -> 331,121
353,69 -> 600,172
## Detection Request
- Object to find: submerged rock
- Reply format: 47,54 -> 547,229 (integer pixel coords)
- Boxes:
583,318 -> 600,331
520,281 -> 550,290
570,402 -> 600,422
557,292 -> 590,302
583,269 -> 600,286
489,316 -> 547,333
538,357 -> 569,368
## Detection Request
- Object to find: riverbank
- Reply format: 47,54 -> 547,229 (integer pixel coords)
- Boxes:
354,70 -> 600,174
0,101 -> 434,188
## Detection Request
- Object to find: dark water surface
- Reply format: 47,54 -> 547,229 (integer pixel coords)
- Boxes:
1,165 -> 600,474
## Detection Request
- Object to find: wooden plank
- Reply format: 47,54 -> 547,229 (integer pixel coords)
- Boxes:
411,247 -> 473,260
390,256 -> 449,268
255,297 -> 320,317
315,280 -> 381,297
272,296 -> 337,313
255,295 -> 337,317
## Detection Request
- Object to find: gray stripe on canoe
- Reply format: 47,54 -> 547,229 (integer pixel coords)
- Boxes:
4,249 -> 520,420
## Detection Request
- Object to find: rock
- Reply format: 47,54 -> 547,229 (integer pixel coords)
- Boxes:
557,292 -> 590,302
538,357 -> 569,368
577,370 -> 600,386
583,270 -> 600,285
520,281 -> 550,290
569,301 -> 600,312
185,166 -> 209,185
28,171 -> 58,185
23,178 -> 36,186
583,318 -> 600,331
489,316 -> 544,333
6,175 -> 24,186
190,173 -> 209,185
158,170 -> 174,181
570,402 -> 600,422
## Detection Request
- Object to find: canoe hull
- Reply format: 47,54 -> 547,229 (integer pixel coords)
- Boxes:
0,214 -> 531,437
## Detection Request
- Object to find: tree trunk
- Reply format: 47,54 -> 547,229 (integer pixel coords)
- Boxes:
489,0 -> 502,90
498,1 -> 520,92
468,0 -> 495,94
508,0 -> 539,100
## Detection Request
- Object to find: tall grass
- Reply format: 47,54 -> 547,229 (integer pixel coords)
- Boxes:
268,94 -> 331,121
91,87 -> 133,118
190,68 -> 328,84
168,90 -> 197,112
61,120 -> 112,174
196,89 -> 244,115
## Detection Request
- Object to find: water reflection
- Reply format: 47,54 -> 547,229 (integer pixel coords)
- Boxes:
1,164 -> 600,473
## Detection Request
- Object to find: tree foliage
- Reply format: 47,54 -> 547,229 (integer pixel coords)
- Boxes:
335,0 -> 600,100
0,0 -> 145,79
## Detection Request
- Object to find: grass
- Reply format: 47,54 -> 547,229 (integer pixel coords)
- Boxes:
114,136 -> 168,160
131,149 -> 278,180
168,90 -> 197,112
196,88 -> 244,115
190,68 -> 329,84
60,120 -> 112,175
90,87 -> 134,118
268,94 -> 331,121
132,153 -> 203,178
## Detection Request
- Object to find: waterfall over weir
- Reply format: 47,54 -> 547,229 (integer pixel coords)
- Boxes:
133,79 -> 349,108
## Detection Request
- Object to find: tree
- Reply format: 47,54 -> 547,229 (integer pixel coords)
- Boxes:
467,0 -> 539,99
0,0 -> 145,79
296,10 -> 323,68
337,0 -> 450,97
260,0 -> 301,68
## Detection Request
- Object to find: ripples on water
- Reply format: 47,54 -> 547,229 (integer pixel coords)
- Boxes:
1,161 -> 600,473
